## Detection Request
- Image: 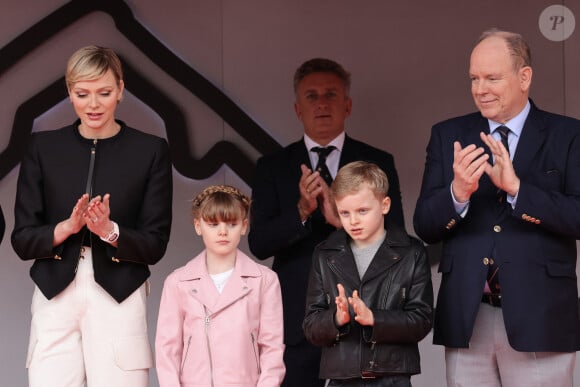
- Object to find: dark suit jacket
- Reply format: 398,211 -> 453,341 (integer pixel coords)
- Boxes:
12,120 -> 172,303
413,101 -> 580,352
249,134 -> 404,345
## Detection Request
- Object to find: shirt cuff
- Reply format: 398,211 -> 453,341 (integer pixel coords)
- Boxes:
450,182 -> 469,217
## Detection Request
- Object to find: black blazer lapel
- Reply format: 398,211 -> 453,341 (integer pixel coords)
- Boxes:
289,138 -> 313,169
339,135 -> 363,167
280,139 -> 313,193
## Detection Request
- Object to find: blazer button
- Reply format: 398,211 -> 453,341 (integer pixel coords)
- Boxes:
493,225 -> 502,232
483,257 -> 490,265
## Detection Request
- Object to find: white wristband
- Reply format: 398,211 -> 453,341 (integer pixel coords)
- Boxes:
100,221 -> 119,243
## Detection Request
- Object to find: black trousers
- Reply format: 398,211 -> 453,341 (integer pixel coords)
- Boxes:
282,339 -> 325,387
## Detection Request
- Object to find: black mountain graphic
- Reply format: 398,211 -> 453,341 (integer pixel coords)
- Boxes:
0,0 -> 282,185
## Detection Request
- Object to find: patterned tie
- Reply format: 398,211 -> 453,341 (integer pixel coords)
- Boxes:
496,125 -> 510,156
495,125 -> 511,204
487,260 -> 500,295
311,146 -> 336,186
488,125 -> 511,295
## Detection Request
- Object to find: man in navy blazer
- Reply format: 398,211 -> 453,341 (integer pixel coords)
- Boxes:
249,58 -> 405,386
414,29 -> 580,386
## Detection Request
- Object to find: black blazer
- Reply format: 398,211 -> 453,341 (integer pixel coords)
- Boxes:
12,120 -> 173,303
414,102 -> 580,351
249,135 -> 404,344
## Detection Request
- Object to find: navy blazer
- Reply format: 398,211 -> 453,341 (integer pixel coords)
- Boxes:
249,134 -> 404,345
414,101 -> 580,352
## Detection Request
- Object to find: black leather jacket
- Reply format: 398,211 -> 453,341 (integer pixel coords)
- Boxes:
303,226 -> 433,379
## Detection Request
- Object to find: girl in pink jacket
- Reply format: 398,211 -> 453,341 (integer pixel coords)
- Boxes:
155,185 -> 285,386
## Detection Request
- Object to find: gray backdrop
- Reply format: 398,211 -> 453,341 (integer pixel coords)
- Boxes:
0,1 -> 578,386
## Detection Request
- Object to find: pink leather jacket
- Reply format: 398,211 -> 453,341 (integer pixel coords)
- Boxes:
155,250 -> 285,386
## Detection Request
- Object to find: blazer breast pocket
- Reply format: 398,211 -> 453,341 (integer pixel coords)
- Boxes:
531,169 -> 561,190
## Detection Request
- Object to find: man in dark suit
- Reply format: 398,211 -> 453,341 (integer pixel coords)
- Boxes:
414,29 -> 580,386
249,58 -> 405,386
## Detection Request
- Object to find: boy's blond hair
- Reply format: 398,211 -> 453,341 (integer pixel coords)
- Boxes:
331,161 -> 389,200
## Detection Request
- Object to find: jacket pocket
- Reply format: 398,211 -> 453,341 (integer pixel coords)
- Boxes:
113,335 -> 154,370
545,260 -> 576,279
250,332 -> 261,374
181,336 -> 192,373
399,287 -> 407,308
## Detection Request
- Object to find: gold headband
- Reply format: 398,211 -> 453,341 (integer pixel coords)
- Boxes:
192,185 -> 250,208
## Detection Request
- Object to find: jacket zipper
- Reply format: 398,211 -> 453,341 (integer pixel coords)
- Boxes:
180,336 -> 192,374
369,340 -> 378,370
204,308 -> 215,387
251,332 -> 261,375
75,139 -> 98,275
379,275 -> 393,308
85,139 -> 97,197
365,281 -> 377,370
365,278 -> 393,372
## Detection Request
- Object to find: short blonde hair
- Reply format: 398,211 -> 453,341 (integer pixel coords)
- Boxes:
65,45 -> 123,91
331,161 -> 389,200
191,185 -> 251,222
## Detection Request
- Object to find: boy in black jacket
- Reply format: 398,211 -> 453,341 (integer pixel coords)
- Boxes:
303,161 -> 433,386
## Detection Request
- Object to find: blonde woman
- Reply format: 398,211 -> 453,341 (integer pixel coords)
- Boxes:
12,45 -> 172,386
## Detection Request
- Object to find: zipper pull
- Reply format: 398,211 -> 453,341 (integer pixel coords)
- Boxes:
85,139 -> 98,197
